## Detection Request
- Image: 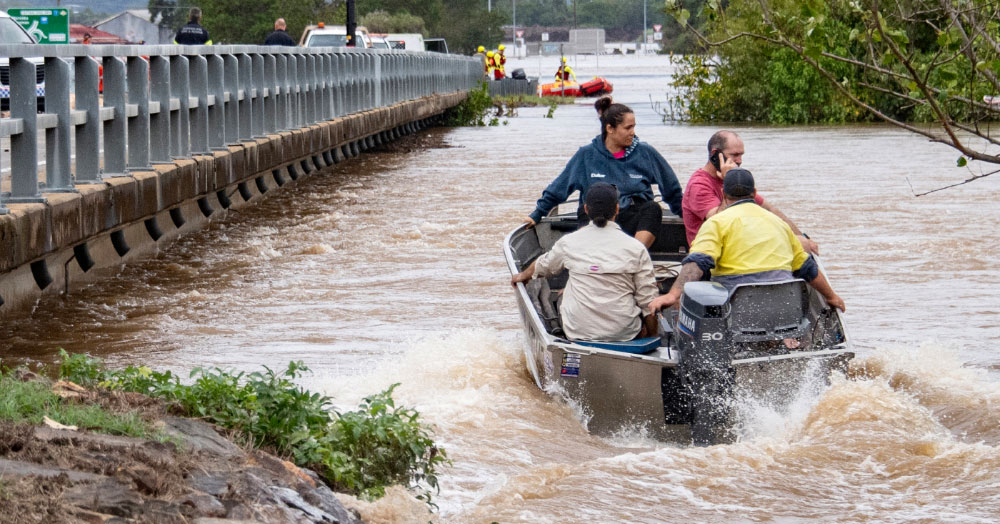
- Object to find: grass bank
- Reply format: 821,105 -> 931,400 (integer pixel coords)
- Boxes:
5,352 -> 448,507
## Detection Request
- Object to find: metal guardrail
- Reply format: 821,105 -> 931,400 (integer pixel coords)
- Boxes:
486,78 -> 538,97
0,44 -> 481,215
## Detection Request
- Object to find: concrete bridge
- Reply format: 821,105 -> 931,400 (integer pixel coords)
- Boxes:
0,44 -> 505,313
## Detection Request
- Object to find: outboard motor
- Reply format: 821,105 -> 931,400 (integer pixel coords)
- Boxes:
664,279 -> 813,446
672,282 -> 733,446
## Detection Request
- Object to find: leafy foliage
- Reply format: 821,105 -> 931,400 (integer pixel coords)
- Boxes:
360,10 -> 426,34
57,351 -> 448,505
667,0 -> 1000,188
443,82 -> 500,126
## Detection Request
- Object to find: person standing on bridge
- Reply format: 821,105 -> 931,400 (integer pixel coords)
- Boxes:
525,97 -> 684,249
174,7 -> 212,45
264,18 -> 296,46
474,46 -> 488,79
485,51 -> 497,79
494,45 -> 507,80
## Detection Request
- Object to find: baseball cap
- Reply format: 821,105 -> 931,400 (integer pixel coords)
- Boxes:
723,168 -> 755,198
585,182 -> 618,219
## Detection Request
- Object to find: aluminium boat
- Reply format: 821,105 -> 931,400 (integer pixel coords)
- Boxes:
505,206 -> 853,445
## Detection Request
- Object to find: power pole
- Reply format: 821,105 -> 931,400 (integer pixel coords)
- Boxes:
346,0 -> 357,47
512,0 -> 516,51
642,0 -> 647,51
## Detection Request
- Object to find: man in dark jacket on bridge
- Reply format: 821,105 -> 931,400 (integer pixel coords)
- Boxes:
264,18 -> 296,46
174,7 -> 212,45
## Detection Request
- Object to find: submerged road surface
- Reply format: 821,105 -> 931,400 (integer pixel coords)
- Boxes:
2,54 -> 1000,522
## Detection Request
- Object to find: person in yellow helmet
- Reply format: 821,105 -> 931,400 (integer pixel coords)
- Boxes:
475,45 -> 488,79
556,56 -> 577,82
495,44 -> 507,80
486,50 -> 497,79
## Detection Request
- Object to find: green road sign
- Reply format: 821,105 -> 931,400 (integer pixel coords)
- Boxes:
8,8 -> 69,44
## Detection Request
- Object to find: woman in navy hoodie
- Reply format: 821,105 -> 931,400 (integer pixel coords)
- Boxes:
526,97 -> 683,248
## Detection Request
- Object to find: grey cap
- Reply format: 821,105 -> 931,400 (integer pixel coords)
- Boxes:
723,168 -> 755,198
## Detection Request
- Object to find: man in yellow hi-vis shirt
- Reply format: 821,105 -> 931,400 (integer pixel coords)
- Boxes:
649,168 -> 844,314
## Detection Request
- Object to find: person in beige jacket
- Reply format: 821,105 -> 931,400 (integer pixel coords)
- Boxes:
512,183 -> 659,341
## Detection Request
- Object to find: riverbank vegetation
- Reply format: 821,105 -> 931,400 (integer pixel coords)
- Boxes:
444,84 -> 576,125
666,0 -> 1000,187
55,351 -> 448,505
0,371 -> 160,439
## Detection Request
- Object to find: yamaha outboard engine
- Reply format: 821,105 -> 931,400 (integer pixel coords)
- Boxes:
663,279 -> 813,446
672,281 -> 735,446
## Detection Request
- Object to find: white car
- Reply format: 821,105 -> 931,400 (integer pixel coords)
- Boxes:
299,24 -> 373,48
1,10 -> 45,111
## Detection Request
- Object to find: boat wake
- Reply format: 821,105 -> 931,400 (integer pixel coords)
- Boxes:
318,329 -> 1000,523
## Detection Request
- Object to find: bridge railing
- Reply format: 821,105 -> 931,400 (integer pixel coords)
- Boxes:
0,45 -> 481,215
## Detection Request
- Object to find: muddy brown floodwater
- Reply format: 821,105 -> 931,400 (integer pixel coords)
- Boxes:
2,54 -> 1000,522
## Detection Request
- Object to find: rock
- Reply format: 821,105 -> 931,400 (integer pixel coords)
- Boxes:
62,479 -> 144,518
66,507 -> 127,523
33,426 -> 176,463
179,491 -> 228,517
161,416 -> 243,457
272,486 -> 338,522
296,484 -> 364,524
0,457 -> 106,482
251,448 -> 316,487
127,464 -> 161,495
189,472 -> 230,496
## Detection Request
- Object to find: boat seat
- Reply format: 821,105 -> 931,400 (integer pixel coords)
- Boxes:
574,337 -> 661,354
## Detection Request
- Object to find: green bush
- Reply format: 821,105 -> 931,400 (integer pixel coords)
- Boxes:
57,351 -> 448,505
443,82 -> 497,126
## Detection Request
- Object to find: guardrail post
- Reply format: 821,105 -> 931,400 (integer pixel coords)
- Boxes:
149,56 -> 172,164
320,53 -> 331,121
252,53 -> 265,137
169,55 -> 190,158
207,54 -> 225,150
223,53 -> 239,144
275,53 -> 288,131
9,57 -> 44,202
331,52 -> 343,117
188,54 -> 209,154
343,53 -> 353,114
287,53 -> 297,129
297,54 -> 308,126
374,54 -> 382,109
45,56 -> 74,192
103,55 -> 127,177
305,54 -> 316,124
237,53 -> 251,140
74,53 -> 101,181
263,53 -> 276,134
127,55 -> 151,170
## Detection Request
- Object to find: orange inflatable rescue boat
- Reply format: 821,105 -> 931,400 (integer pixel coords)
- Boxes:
539,80 -> 581,97
579,77 -> 613,96
538,77 -> 613,97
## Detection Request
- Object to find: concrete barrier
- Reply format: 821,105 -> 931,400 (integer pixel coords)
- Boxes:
0,91 -> 466,313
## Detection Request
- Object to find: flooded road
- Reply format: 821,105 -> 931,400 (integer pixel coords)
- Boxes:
3,54 -> 1000,522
